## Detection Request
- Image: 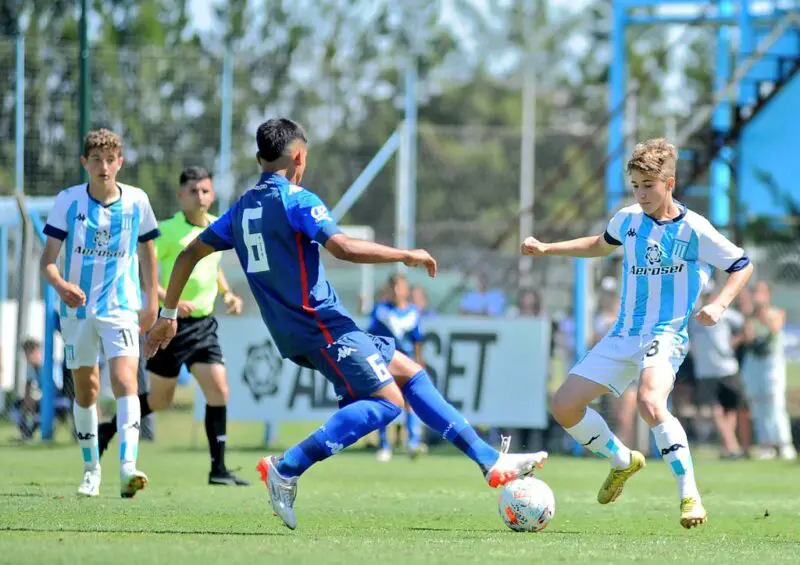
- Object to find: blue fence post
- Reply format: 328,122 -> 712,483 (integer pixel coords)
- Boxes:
0,226 -> 7,303
28,213 -> 56,440
569,257 -> 589,456
40,285 -> 57,441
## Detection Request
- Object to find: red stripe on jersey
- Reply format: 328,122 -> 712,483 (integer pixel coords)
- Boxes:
295,232 -> 334,344
319,347 -> 355,398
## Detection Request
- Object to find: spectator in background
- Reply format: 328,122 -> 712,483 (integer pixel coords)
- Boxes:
459,272 -> 506,317
688,290 -> 747,459
509,288 -> 543,318
411,285 -> 437,319
15,339 -> 72,441
733,287 -> 754,453
741,281 -> 796,460
369,274 -> 426,461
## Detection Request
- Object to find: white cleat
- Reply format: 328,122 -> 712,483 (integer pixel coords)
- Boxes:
120,468 -> 148,499
77,468 -> 101,497
257,456 -> 298,530
485,435 -> 548,488
376,448 -> 393,463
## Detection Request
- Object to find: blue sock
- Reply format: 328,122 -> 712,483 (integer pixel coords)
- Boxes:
402,371 -> 499,472
277,398 -> 402,477
378,426 -> 391,450
406,410 -> 421,449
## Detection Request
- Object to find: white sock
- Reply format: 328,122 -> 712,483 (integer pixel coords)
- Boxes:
652,416 -> 699,499
117,395 -> 141,473
73,403 -> 100,471
565,407 -> 632,469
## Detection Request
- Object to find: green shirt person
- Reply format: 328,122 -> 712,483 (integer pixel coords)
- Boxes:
97,166 -> 250,486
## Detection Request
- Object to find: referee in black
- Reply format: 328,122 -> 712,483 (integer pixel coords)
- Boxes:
98,166 -> 249,486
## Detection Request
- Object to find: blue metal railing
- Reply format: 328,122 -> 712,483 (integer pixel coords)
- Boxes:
26,213 -> 58,441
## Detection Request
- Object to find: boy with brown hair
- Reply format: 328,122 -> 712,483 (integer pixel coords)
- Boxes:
40,128 -> 160,498
521,138 -> 754,528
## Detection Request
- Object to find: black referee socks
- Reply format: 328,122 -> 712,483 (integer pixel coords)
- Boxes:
205,405 -> 227,473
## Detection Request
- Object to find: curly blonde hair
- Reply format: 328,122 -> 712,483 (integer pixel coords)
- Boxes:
626,138 -> 677,180
82,128 -> 123,158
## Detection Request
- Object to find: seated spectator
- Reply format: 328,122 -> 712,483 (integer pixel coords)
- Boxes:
460,272 -> 506,317
411,285 -> 438,320
14,339 -> 72,441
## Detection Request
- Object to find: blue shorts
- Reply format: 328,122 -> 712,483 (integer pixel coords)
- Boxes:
291,331 -> 396,404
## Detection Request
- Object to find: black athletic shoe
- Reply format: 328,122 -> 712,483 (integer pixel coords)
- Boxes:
209,468 -> 251,486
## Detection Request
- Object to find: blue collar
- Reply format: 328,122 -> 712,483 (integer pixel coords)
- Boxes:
86,183 -> 122,208
645,201 -> 686,225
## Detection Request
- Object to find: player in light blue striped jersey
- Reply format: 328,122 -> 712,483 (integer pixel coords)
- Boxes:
521,138 -> 753,529
40,129 -> 160,499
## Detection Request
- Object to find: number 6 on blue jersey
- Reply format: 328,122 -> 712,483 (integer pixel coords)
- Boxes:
242,207 -> 270,272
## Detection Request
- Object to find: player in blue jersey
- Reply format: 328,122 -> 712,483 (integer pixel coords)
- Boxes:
368,274 -> 425,462
521,138 -> 753,529
145,118 -> 548,529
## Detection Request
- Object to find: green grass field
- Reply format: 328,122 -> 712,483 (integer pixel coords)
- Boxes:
1,410 -> 799,565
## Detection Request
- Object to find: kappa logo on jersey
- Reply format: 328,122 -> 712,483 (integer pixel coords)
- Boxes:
645,244 -> 662,265
337,346 -> 356,362
626,228 -> 637,238
94,229 -> 111,247
242,338 -> 283,401
310,205 -> 332,223
76,213 -> 87,223
289,184 -> 303,194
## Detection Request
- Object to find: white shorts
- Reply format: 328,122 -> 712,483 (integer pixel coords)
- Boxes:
61,316 -> 140,370
570,334 -> 687,397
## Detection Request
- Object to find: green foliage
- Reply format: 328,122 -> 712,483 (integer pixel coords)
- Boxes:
0,0 -> 715,238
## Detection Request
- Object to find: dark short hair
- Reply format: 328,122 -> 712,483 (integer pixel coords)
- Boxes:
256,118 -> 308,162
179,166 -> 213,186
21,339 -> 40,353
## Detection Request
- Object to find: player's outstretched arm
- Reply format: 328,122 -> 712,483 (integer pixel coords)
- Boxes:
325,234 -> 437,277
217,266 -> 244,315
137,239 -> 159,332
40,237 -> 86,308
521,234 -> 617,258
144,239 -> 216,358
163,239 -> 217,311
695,262 -> 754,326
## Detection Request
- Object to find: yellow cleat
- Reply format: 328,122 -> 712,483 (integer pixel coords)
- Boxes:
680,497 -> 707,529
597,450 -> 646,504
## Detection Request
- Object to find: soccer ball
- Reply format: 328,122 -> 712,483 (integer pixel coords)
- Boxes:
498,477 -> 555,532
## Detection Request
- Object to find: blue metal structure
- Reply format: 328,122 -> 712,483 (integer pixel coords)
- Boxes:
595,0 -> 799,456
28,213 -> 57,440
606,0 -> 796,218
331,129 -> 401,221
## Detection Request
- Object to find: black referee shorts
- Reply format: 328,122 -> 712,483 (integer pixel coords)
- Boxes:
146,316 -> 224,378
